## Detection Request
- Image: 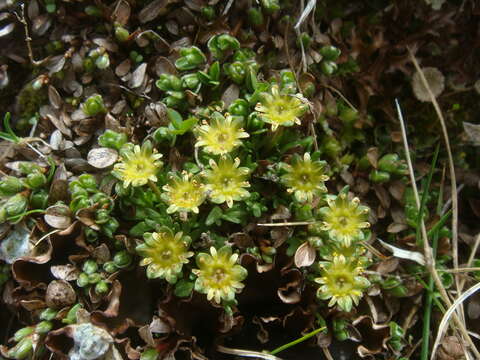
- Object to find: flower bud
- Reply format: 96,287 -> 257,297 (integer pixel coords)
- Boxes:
113,250 -> 132,268
141,349 -> 160,360
30,190 -> 49,209
10,337 -> 33,360
99,130 -> 128,150
76,273 -> 90,288
39,308 -> 58,321
95,280 -> 110,295
320,60 -> 338,76
25,172 -> 47,189
320,45 -> 341,61
115,26 -> 130,42
13,327 -> 34,342
82,94 -> 106,116
83,260 -> 98,275
369,170 -> 391,184
88,273 -> 102,284
3,194 -> 28,219
0,176 -> 24,196
35,320 -> 53,334
103,261 -> 117,274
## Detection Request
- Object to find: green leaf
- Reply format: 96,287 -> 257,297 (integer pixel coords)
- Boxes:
174,279 -> 194,298
206,206 -> 223,226
167,108 -> 183,129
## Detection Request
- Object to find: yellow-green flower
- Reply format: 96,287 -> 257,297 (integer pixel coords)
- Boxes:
318,188 -> 370,247
281,153 -> 329,202
203,157 -> 250,208
162,173 -> 206,214
255,85 -> 307,131
193,246 -> 247,304
195,112 -> 249,155
136,228 -> 193,283
112,141 -> 163,188
315,255 -> 370,312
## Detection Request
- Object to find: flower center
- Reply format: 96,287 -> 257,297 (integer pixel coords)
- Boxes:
338,217 -> 348,226
213,268 -> 226,282
217,133 -> 227,142
161,250 -> 172,260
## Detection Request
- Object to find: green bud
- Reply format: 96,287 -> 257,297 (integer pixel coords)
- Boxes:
101,217 -> 119,238
3,194 -> 28,219
83,260 -> 99,275
103,261 -> 118,274
153,127 -> 174,143
388,285 -> 408,297
76,273 -> 90,287
320,60 -> 338,76
62,303 -> 82,324
113,250 -> 132,268
18,162 -> 43,175
35,321 -> 53,334
25,172 -> 47,189
10,337 -> 33,360
115,26 -> 130,42
82,94 -> 106,116
208,34 -> 240,59
247,113 -> 264,131
95,209 -> 111,224
0,176 -> 24,196
382,277 -> 401,290
229,99 -> 250,117
377,154 -> 398,173
320,45 -> 341,61
30,190 -> 49,209
322,137 -> 342,157
13,327 -> 34,342
141,349 -> 160,360
156,74 -> 182,92
233,49 -> 256,62
181,73 -> 200,90
39,308 -> 58,321
296,33 -> 312,48
225,62 -> 246,84
201,6 -> 215,20
301,81 -> 315,98
334,329 -> 349,341
83,57 -> 95,73
95,280 -> 110,295
99,130 -> 128,150
85,227 -> 99,243
88,273 -> 102,284
260,0 -> 280,12
247,8 -> 264,26
369,170 -> 391,184
339,107 -> 358,123
96,53 -> 110,69
175,46 -> 206,71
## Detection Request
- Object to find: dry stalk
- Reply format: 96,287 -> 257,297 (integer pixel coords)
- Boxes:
396,99 -> 480,358
407,47 -> 461,302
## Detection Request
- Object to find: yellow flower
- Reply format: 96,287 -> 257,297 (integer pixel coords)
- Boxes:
255,85 -> 307,131
318,188 -> 370,247
315,255 -> 370,312
193,246 -> 247,304
112,141 -> 163,188
136,228 -> 193,283
162,173 -> 206,214
281,153 -> 329,202
195,112 -> 249,155
203,157 -> 250,208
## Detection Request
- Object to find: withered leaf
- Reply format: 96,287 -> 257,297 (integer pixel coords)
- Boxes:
294,241 -> 316,267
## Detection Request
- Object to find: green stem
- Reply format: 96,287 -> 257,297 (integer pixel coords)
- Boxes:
7,209 -> 45,221
265,127 -> 284,152
148,180 -> 162,201
269,326 -> 325,355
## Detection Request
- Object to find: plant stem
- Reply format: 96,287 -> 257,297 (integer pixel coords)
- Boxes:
148,180 -> 162,201
269,326 -> 325,355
